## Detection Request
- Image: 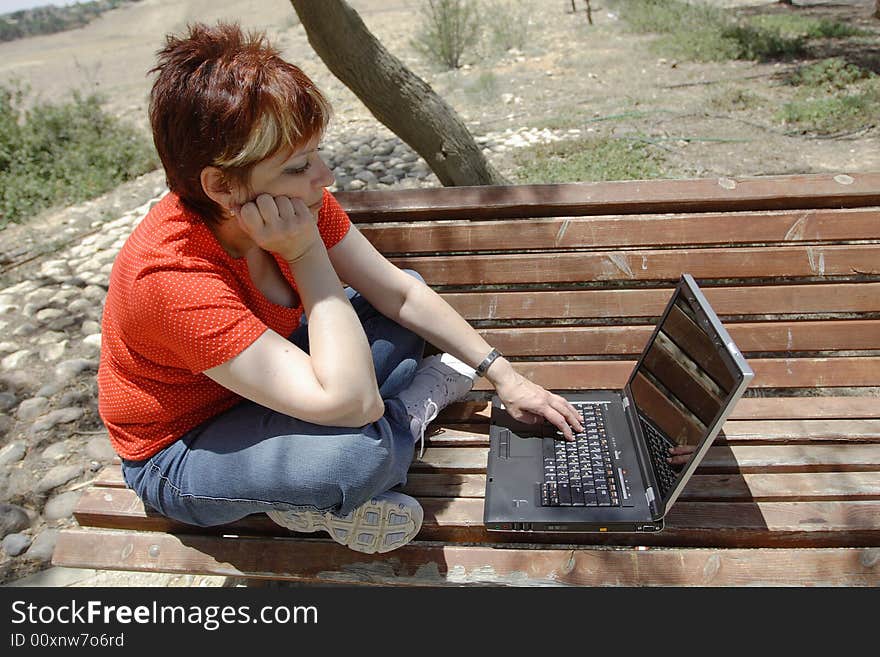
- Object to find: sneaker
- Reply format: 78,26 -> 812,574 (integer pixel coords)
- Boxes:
267,491 -> 423,554
396,353 -> 476,458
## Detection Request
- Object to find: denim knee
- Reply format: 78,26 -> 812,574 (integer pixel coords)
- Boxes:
330,422 -> 413,515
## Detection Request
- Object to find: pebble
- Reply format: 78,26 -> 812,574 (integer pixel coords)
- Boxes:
86,435 -> 116,462
0,391 -> 16,412
23,529 -> 58,562
44,491 -> 81,521
31,407 -> 84,434
0,503 -> 31,537
0,441 -> 26,466
16,397 -> 49,422
35,464 -> 83,493
1,533 -> 31,557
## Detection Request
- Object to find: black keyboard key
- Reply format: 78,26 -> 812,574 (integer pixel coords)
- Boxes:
570,484 -> 585,506
557,484 -> 572,506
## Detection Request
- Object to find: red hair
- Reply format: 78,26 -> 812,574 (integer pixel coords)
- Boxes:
149,22 -> 332,223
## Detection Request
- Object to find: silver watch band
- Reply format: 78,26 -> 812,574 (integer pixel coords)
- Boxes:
475,348 -> 502,377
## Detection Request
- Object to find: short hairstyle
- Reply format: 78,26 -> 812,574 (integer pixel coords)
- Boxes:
149,22 -> 332,223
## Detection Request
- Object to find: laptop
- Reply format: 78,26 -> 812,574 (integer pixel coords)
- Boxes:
484,274 -> 754,533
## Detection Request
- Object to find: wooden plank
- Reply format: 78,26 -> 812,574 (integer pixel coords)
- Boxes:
336,173 -> 880,222
89,468 -> 880,501
61,492 -> 880,549
68,488 -> 880,548
444,283 -> 880,320
435,398 -> 880,422
478,321 -> 880,357
392,244 -> 880,286
361,207 -> 880,253
52,529 -> 880,586
469,358 -> 880,390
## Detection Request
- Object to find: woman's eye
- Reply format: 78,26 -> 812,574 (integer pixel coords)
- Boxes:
286,161 -> 311,175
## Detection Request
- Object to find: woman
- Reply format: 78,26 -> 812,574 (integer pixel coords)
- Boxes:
98,22 -> 583,555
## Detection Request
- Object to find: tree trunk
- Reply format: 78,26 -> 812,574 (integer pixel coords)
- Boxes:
876,0 -> 880,19
289,0 -> 507,186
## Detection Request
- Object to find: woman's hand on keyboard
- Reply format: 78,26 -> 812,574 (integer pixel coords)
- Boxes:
493,372 -> 584,441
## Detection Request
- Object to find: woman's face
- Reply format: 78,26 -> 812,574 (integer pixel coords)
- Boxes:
237,134 -> 335,215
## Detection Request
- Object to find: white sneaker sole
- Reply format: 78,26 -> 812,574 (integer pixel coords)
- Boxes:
267,491 -> 424,554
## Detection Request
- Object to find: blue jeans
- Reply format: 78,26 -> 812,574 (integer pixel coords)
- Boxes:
121,270 -> 425,527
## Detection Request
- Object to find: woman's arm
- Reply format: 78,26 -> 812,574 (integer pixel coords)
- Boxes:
328,227 -> 584,439
204,194 -> 383,426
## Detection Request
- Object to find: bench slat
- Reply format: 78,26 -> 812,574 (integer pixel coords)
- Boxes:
468,358 -> 880,390
51,529 -> 880,586
63,491 -> 880,548
337,173 -> 880,222
89,468 -> 880,502
392,245 -> 880,286
438,397 -> 880,421
362,207 -> 880,253
444,283 -> 880,320
478,320 -> 880,356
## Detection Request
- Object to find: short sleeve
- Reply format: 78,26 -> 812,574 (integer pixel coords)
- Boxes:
130,265 -> 267,374
316,189 -> 352,249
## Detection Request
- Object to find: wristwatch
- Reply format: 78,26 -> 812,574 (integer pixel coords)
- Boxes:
475,348 -> 502,377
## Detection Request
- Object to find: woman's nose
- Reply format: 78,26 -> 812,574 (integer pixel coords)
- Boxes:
315,157 -> 335,189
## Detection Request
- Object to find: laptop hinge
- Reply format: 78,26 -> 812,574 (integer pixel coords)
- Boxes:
645,487 -> 656,506
622,397 -> 630,411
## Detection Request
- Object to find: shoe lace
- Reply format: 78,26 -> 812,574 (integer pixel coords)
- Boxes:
414,398 -> 439,459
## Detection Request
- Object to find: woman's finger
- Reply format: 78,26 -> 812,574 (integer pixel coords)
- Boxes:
255,193 -> 280,225
237,201 -> 264,236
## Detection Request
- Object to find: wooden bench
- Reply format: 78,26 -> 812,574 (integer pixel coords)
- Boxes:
53,172 -> 880,586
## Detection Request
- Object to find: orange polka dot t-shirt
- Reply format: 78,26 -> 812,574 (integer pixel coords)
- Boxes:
98,189 -> 351,461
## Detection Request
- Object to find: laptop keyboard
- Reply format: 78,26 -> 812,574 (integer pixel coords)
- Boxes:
540,403 -> 621,507
640,414 -> 679,498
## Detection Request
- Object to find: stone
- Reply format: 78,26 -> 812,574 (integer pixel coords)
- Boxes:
0,341 -> 18,354
31,408 -> 84,434
54,358 -> 98,383
68,298 -> 94,314
35,464 -> 83,493
0,413 -> 12,436
35,383 -> 63,398
40,340 -> 68,362
0,503 -> 31,538
36,331 -> 67,345
2,532 -> 31,557
82,285 -> 107,302
1,349 -> 33,371
0,441 -> 26,466
81,320 -> 101,335
0,391 -> 16,412
356,170 -> 379,184
17,397 -> 49,421
83,334 -> 102,351
59,390 -> 89,406
86,435 -> 116,462
35,308 -> 65,323
44,491 -> 82,520
23,529 -> 58,562
40,440 -> 71,461
11,322 -> 37,338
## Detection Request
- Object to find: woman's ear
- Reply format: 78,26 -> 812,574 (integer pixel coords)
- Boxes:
200,166 -> 236,211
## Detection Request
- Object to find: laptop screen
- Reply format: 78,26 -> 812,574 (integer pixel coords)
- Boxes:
625,276 -> 750,508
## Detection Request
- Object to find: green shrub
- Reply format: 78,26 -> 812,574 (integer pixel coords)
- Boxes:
0,1 -> 131,43
513,136 -> 665,184
411,0 -> 481,69
0,84 -> 158,228
777,84 -> 880,135
785,58 -> 873,91
613,0 -> 862,62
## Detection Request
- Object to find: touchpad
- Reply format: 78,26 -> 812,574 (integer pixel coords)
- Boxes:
509,434 -> 543,458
